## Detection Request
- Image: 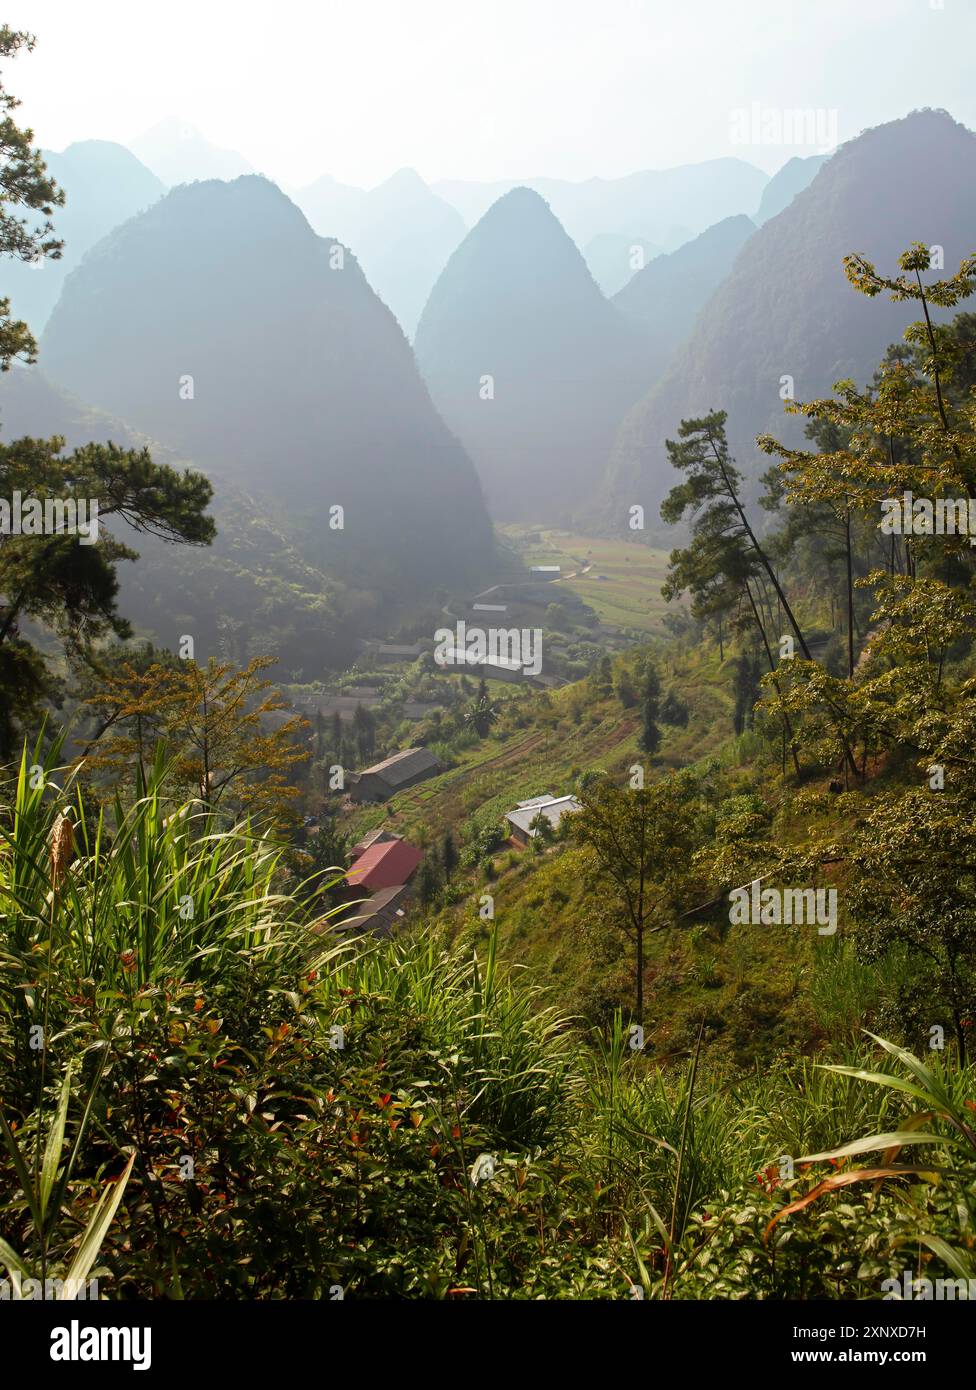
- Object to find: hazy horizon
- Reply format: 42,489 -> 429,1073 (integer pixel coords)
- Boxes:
8,0 -> 976,189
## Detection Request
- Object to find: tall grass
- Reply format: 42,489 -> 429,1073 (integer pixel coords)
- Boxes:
1,742 -> 973,1298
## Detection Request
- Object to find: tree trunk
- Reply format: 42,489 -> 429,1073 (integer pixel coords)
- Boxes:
845,510 -> 855,679
712,441 -> 813,659
745,579 -> 802,778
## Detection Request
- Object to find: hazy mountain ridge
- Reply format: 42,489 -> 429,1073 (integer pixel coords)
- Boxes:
294,167 -> 466,336
4,140 -> 164,333
434,157 -> 767,275
599,109 -> 976,535
754,153 -> 829,225
130,118 -> 254,185
40,174 -> 496,599
414,186 -> 654,523
612,214 -> 756,377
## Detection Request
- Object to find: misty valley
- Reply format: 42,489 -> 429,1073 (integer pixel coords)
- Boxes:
1,3 -> 975,1348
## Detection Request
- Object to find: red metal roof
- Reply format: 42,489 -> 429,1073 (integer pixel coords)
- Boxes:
345,838 -> 422,891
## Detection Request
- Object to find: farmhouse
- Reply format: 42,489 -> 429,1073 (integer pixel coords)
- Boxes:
505,794 -> 582,847
336,884 -> 413,938
433,644 -> 533,684
375,642 -> 424,663
349,747 -> 441,803
346,837 -> 422,891
348,827 -> 400,859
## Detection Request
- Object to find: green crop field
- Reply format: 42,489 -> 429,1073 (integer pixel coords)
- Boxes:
498,527 -> 675,633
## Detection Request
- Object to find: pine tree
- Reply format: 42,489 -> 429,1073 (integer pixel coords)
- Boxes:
0,27 -> 65,369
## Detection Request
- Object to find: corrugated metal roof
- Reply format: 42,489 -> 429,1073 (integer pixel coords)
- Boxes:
358,746 -> 440,787
346,838 -> 423,890
505,795 -> 581,837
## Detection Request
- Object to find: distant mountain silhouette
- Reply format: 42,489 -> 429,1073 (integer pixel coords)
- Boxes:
613,215 -> 756,375
4,141 -> 163,334
755,154 -> 829,224
295,167 -> 465,336
600,110 -> 976,536
414,187 -> 653,522
434,159 -> 767,252
130,118 -> 254,185
583,234 -> 661,296
41,175 -> 495,596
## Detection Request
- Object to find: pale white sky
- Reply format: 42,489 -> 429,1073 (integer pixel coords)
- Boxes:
7,0 -> 975,188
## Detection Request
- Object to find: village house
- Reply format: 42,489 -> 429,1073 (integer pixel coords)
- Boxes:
332,832 -> 424,938
374,642 -> 425,663
345,837 -> 422,891
348,827 -> 400,859
348,746 -> 441,803
336,884 -> 413,938
504,794 -> 582,847
433,644 -> 534,684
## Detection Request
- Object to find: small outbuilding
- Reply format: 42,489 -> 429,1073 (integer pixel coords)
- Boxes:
349,747 -> 441,803
504,794 -> 582,847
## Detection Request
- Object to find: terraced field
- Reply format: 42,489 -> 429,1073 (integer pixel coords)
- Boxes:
341,640 -> 734,851
344,695 -> 642,848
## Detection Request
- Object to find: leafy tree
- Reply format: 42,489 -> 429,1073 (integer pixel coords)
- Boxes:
416,855 -> 441,908
662,410 -> 812,659
0,440 -> 214,757
82,655 -> 307,823
72,639 -> 182,770
731,650 -> 761,736
638,660 -> 661,756
760,417 -> 868,678
570,774 -> 700,1023
545,601 -> 570,631
304,814 -> 349,910
591,655 -> 613,698
659,690 -> 689,727
848,788 -> 976,1064
760,245 -> 976,584
352,702 -> 376,763
757,245 -> 976,782
613,666 -> 637,709
0,27 -> 64,369
661,411 -> 807,774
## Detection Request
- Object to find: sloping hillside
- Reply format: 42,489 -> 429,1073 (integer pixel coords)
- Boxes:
601,110 -> 976,534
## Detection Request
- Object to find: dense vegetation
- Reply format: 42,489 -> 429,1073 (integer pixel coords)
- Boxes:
3,27 -> 976,1306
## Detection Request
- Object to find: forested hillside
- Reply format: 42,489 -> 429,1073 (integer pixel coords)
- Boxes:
602,110 -> 976,533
